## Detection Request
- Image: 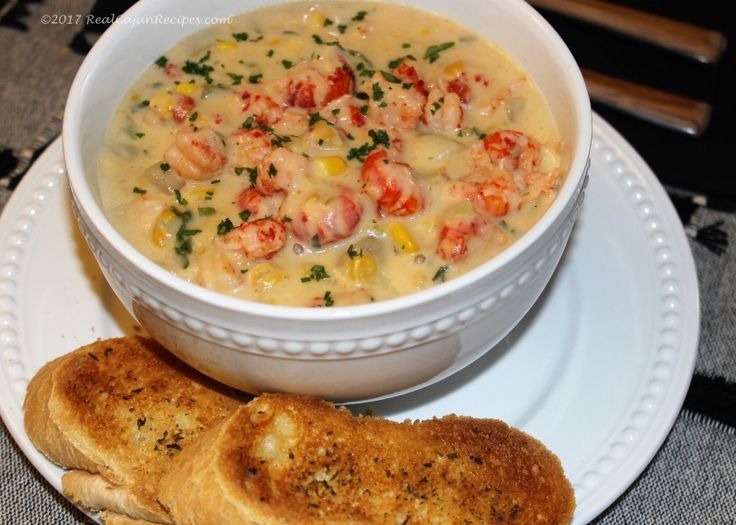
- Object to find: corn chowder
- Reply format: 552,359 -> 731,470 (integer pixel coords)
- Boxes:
99,1 -> 562,307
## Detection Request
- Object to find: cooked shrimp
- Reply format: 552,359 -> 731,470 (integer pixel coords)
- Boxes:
172,94 -> 196,124
228,129 -> 272,168
448,175 -> 513,218
284,188 -> 363,246
241,91 -> 282,126
164,126 -> 227,181
480,129 -> 540,171
237,188 -> 285,219
361,149 -> 423,216
437,211 -> 499,262
279,61 -> 354,110
255,147 -> 309,195
322,94 -> 366,130
221,218 -> 286,260
272,108 -> 309,137
423,87 -> 463,132
366,66 -> 426,130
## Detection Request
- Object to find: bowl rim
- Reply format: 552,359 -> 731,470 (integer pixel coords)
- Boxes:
63,0 -> 592,322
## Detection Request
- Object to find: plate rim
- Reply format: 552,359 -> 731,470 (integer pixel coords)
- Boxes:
0,113 -> 699,523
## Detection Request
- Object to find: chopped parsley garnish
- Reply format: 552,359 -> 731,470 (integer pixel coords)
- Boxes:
188,112 -> 198,122
174,189 -> 188,205
234,166 -> 246,175
267,163 -> 278,177
473,127 -> 488,139
347,244 -> 363,259
198,207 -> 216,216
402,42 -> 411,48
266,49 -> 274,57
154,55 -> 168,68
227,72 -> 243,85
311,234 -> 321,248
432,265 -> 450,282
388,55 -> 416,69
247,167 -> 258,188
331,108 -> 341,115
217,218 -> 235,235
308,112 -> 326,126
337,24 -> 347,34
324,18 -> 333,26
323,290 -> 335,307
430,97 -> 444,115
138,100 -> 150,108
248,73 -> 263,84
171,208 -> 200,268
359,105 -> 368,115
354,91 -> 370,100
311,34 -> 324,45
371,82 -> 384,101
351,10 -> 368,21
368,129 -> 390,148
281,59 -> 293,69
424,41 -> 455,63
380,70 -> 401,83
282,215 -> 292,222
241,116 -> 255,129
132,186 -> 146,194
159,162 -> 170,172
232,32 -> 249,41
204,190 -> 214,201
182,59 -> 214,84
301,264 -> 330,282
135,132 -> 145,138
239,209 -> 251,222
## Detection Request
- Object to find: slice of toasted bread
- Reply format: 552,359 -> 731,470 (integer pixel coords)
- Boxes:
23,336 -> 247,523
159,393 -> 575,524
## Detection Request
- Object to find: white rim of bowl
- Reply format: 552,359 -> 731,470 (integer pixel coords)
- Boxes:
63,0 -> 592,322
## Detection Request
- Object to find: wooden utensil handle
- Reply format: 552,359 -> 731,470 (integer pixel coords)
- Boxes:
528,0 -> 727,64
582,68 -> 712,136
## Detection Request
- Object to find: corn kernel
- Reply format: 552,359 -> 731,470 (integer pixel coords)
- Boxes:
248,263 -> 284,288
185,187 -> 216,205
151,208 -> 178,246
215,40 -> 237,51
349,254 -> 378,282
444,60 -> 465,76
312,156 -> 348,177
387,222 -> 420,253
174,82 -> 200,96
311,121 -> 343,150
306,10 -> 327,28
265,38 -> 282,46
149,92 -> 174,117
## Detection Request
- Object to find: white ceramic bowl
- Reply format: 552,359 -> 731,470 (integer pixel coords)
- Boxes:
64,0 -> 591,403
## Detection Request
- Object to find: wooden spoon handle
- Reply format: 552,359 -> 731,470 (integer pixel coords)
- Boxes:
528,0 -> 727,64
582,68 -> 712,136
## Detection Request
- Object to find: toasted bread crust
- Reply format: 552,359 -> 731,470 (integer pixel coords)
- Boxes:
160,394 -> 575,524
23,336 -> 247,523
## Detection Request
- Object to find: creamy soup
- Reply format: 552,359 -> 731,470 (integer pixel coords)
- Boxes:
99,1 -> 562,307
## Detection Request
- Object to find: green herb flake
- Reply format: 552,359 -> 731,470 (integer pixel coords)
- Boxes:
311,234 -> 321,248
266,49 -> 274,57
132,186 -> 147,194
323,290 -> 335,307
188,112 -> 198,122
432,265 -> 450,282
198,207 -> 216,216
337,24 -> 347,34
424,41 -> 455,63
239,209 -> 252,222
371,82 -> 384,101
312,34 -> 324,45
324,18 -> 333,26
241,116 -> 255,129
268,163 -> 278,177
351,10 -> 368,21
248,73 -> 263,84
134,132 -> 145,139
233,32 -> 249,41
380,70 -> 401,83
234,166 -> 246,175
308,112 -> 326,126
402,42 -> 411,49
174,189 -> 188,205
247,168 -> 258,188
227,72 -> 243,85
217,218 -> 235,235
281,59 -> 293,69
159,162 -> 170,172
154,55 -> 168,68
182,59 -> 214,84
347,244 -> 363,259
282,215 -> 292,222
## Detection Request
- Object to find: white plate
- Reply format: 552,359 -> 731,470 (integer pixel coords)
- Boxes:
0,114 -> 699,524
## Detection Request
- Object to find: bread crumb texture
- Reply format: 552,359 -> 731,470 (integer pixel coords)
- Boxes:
215,394 -> 574,524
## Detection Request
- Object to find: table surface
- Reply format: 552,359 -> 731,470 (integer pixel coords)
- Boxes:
1,1 -> 735,524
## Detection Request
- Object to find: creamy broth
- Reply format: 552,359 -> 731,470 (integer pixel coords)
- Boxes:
99,1 -> 562,307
